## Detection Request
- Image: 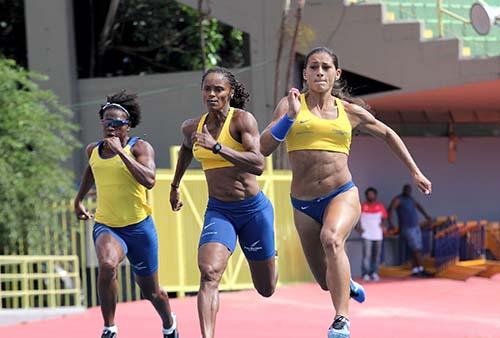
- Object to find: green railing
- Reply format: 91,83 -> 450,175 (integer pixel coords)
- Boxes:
351,0 -> 500,57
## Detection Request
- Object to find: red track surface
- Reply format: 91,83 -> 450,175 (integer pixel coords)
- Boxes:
2,276 -> 500,338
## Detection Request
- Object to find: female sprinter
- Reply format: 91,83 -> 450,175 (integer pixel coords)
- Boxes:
74,91 -> 178,338
260,47 -> 432,338
170,68 -> 278,338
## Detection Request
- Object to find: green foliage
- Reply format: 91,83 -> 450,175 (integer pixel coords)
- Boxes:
88,0 -> 247,77
0,57 -> 80,253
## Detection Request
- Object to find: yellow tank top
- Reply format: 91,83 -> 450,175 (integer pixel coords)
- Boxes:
285,94 -> 352,154
90,137 -> 152,227
192,107 -> 245,171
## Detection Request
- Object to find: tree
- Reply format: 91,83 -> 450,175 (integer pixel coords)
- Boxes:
0,0 -> 27,68
0,58 -> 80,254
75,0 -> 247,78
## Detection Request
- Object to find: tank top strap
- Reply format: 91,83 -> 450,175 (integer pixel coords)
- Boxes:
197,113 -> 209,133
220,107 -> 235,136
127,136 -> 140,149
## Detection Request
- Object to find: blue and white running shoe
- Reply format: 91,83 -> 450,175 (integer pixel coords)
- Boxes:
328,316 -> 350,338
350,278 -> 366,303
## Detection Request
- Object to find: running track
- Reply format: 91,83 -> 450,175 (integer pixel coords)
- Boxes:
1,276 -> 499,338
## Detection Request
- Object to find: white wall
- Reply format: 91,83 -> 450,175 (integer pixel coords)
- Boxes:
350,136 -> 500,221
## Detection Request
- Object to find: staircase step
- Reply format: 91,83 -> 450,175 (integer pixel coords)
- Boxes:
436,261 -> 486,281
383,21 -> 422,41
379,265 -> 413,278
345,3 -> 384,23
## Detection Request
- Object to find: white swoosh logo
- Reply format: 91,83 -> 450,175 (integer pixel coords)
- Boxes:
203,222 -> 216,230
251,240 -> 261,247
300,206 -> 310,210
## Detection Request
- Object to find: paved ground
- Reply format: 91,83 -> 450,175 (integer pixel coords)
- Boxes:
1,276 -> 499,338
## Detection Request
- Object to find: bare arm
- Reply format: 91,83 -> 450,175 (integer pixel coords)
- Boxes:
194,111 -> 265,175
170,119 -> 197,211
416,202 -> 432,220
346,102 -> 432,195
74,144 -> 97,220
260,97 -> 290,156
260,88 -> 301,156
387,197 -> 400,229
110,138 -> 156,189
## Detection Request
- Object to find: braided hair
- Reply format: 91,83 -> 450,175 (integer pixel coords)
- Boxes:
98,90 -> 142,128
201,67 -> 250,109
304,47 -> 370,111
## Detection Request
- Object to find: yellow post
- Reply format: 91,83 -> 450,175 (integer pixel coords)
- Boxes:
79,220 -> 89,307
437,0 -> 444,37
22,261 -> 29,308
170,145 -> 186,297
48,259 -> 56,308
175,185 -> 186,297
74,256 -> 82,306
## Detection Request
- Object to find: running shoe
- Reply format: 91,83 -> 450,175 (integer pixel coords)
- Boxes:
350,278 -> 366,303
163,313 -> 179,338
163,330 -> 179,338
327,316 -> 350,338
101,329 -> 117,338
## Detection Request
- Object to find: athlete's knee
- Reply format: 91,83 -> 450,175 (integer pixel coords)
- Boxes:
256,280 -> 276,298
318,279 -> 329,291
98,259 -> 119,280
199,263 -> 224,287
142,287 -> 167,303
320,228 -> 345,256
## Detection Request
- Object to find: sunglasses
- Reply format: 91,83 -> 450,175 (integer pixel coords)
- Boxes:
102,119 -> 129,128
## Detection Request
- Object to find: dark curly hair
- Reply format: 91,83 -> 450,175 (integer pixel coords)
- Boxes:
201,67 -> 250,109
304,47 -> 370,111
365,187 -> 378,197
98,90 -> 142,128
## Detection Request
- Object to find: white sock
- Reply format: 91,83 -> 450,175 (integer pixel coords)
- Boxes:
104,325 -> 118,334
411,266 -> 420,273
419,266 -> 424,272
163,313 -> 177,335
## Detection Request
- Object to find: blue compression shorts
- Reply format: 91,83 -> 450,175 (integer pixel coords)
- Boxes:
93,215 -> 158,276
290,181 -> 356,225
199,191 -> 276,260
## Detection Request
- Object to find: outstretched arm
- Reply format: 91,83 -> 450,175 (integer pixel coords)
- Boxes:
194,111 -> 264,175
260,88 -> 301,156
346,102 -> 432,195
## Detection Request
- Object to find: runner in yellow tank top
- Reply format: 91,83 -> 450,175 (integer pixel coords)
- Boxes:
73,91 -> 178,338
169,67 -> 278,338
260,47 -> 432,338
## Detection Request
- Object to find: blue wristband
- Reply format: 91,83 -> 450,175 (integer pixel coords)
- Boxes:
270,114 -> 295,142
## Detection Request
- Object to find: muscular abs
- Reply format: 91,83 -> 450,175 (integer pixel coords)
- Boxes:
289,150 -> 352,200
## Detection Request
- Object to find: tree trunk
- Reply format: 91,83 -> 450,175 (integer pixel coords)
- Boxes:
276,0 -> 306,169
98,0 -> 121,56
198,0 -> 208,72
273,0 -> 291,107
285,0 -> 305,91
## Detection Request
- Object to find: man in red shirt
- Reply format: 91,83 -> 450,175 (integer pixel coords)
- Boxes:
357,187 -> 387,281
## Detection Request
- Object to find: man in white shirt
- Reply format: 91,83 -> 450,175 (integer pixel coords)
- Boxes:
357,187 -> 387,281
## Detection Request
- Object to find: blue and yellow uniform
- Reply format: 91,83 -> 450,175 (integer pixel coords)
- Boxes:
287,94 -> 356,224
193,108 -> 275,260
90,137 -> 158,276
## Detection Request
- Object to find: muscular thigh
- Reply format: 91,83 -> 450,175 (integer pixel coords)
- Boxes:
293,209 -> 327,285
322,187 -> 361,241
